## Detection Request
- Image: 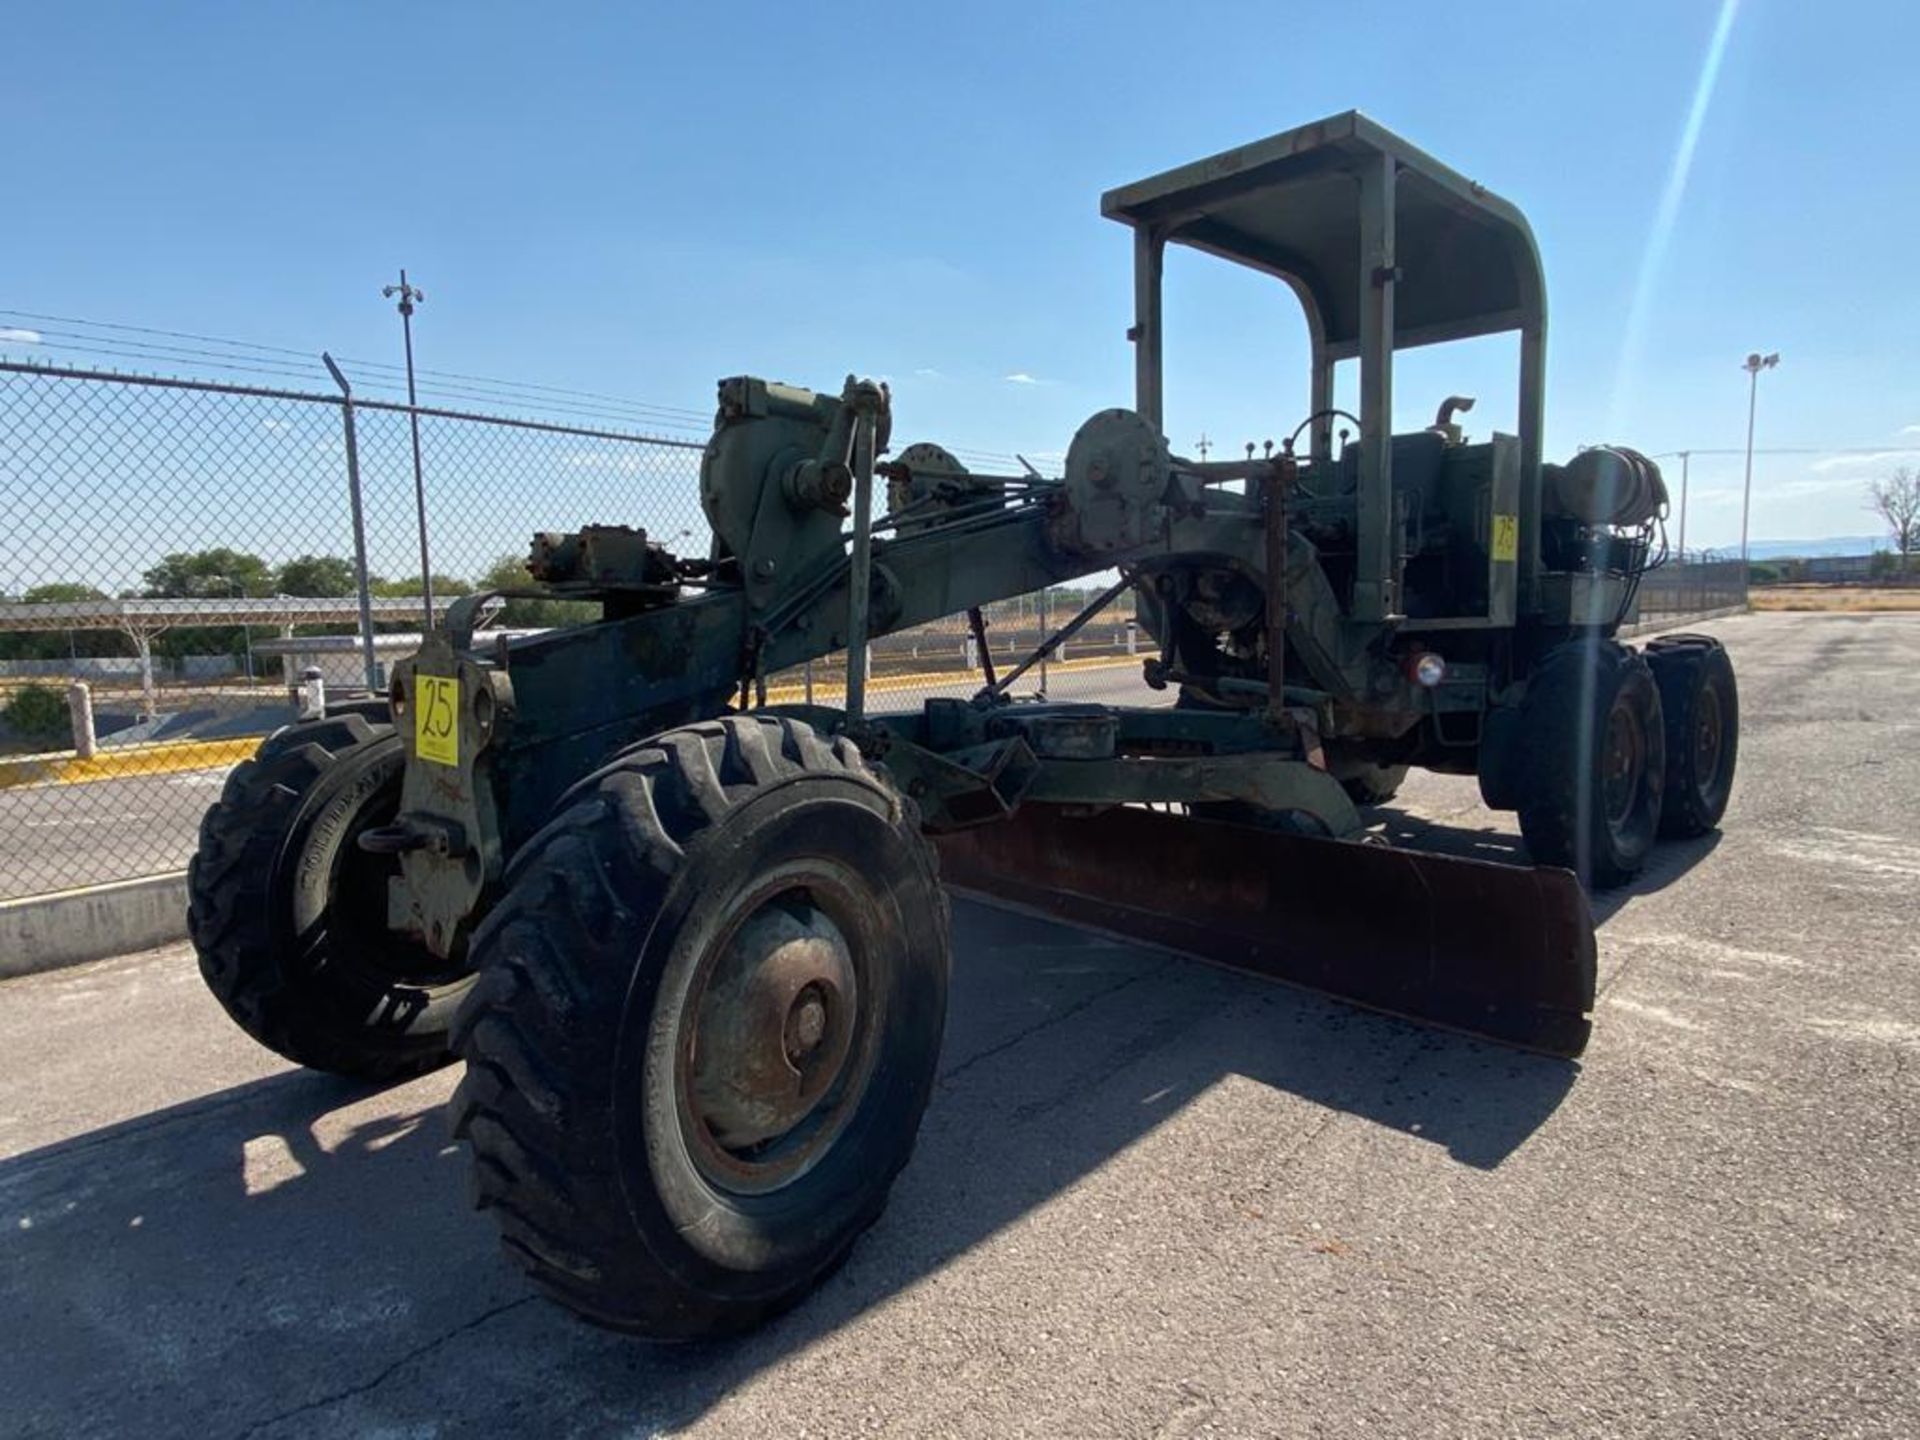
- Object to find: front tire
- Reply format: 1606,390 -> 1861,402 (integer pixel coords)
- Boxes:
187,714 -> 476,1079
450,715 -> 950,1338
1516,639 -> 1666,888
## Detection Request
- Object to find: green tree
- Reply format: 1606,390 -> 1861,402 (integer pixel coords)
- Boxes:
369,574 -> 473,599
0,584 -> 124,662
276,555 -> 359,597
141,548 -> 275,598
476,553 -> 598,628
22,582 -> 107,604
139,551 -> 279,665
3,684 -> 71,745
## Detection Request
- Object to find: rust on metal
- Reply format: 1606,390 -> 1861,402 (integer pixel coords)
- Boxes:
936,805 -> 1596,1058
688,901 -> 859,1150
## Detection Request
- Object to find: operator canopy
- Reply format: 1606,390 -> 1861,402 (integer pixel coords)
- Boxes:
1101,110 -> 1544,357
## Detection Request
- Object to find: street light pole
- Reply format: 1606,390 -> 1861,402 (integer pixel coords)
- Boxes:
1739,351 -> 1779,567
1676,449 -> 1691,560
383,270 -> 434,628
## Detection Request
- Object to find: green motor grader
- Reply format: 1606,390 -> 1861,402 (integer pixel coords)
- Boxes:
188,112 -> 1737,1338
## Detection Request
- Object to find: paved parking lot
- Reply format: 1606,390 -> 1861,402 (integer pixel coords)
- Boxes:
1,611 -> 1915,1438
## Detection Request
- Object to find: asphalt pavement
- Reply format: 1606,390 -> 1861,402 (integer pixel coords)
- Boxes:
0,768 -> 225,901
1,611 -> 1915,1438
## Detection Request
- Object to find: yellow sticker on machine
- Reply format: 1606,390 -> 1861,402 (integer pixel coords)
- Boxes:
1491,513 -> 1519,563
415,674 -> 460,766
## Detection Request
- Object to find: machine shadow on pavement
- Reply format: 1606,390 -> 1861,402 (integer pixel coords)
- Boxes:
1365,805 -> 1723,923
0,899 -> 1580,1438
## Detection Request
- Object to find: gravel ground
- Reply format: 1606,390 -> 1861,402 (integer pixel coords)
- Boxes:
1,610 -> 1914,1439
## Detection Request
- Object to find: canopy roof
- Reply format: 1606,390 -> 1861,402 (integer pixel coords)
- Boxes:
0,595 -> 493,633
1101,111 -> 1544,358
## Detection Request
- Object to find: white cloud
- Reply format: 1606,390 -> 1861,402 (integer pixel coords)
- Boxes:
1004,372 -> 1043,386
1810,450 -> 1907,473
1900,424 -> 1920,436
0,327 -> 42,345
1771,474 -> 1877,499
913,367 -> 943,380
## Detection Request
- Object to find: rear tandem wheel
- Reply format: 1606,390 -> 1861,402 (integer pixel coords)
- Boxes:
1515,638 -> 1667,889
1645,633 -> 1739,838
450,715 -> 950,1338
187,713 -> 476,1079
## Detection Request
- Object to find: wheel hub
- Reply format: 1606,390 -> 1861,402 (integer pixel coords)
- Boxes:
689,900 -> 857,1150
1695,686 -> 1723,789
1603,703 -> 1644,831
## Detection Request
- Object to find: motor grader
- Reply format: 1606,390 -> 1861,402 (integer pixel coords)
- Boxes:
188,112 -> 1738,1338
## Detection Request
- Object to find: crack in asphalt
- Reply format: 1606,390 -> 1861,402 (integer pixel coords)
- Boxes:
230,1294 -> 537,1440
936,955 -> 1183,1089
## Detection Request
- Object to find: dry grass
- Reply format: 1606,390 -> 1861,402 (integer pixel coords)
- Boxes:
1750,584 -> 1920,612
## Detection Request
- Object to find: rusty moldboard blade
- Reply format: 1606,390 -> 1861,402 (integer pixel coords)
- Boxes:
934,805 -> 1596,1058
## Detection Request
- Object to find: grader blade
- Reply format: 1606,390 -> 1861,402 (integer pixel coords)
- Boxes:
935,805 -> 1597,1058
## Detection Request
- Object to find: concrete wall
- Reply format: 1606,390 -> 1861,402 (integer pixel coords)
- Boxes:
0,873 -> 189,979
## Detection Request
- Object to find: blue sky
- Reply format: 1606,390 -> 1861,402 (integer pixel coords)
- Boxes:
5,0 -> 1917,549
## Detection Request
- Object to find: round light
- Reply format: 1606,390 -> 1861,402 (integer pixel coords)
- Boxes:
1410,652 -> 1447,688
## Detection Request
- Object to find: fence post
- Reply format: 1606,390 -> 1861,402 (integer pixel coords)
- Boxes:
299,667 -> 327,719
134,631 -> 157,722
66,682 -> 97,760
322,354 -> 381,693
1037,587 -> 1050,694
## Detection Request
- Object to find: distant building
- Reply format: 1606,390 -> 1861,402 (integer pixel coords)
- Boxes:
256,630 -> 545,692
1803,554 -> 1875,582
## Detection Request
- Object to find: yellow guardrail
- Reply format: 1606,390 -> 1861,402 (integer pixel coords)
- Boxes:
0,654 -> 1144,790
0,737 -> 263,791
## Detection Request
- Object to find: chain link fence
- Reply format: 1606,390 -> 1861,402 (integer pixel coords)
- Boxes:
0,360 -> 1142,900
0,356 -> 1742,902
1632,555 -> 1749,624
0,361 -> 719,899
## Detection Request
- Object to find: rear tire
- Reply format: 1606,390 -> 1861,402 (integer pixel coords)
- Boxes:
1516,639 -> 1666,888
187,714 -> 475,1079
1646,635 -> 1738,837
1476,705 -> 1524,811
450,715 -> 949,1339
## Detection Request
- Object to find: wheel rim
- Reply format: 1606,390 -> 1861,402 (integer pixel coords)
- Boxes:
1601,699 -> 1646,837
677,866 -> 882,1197
1692,683 -> 1725,800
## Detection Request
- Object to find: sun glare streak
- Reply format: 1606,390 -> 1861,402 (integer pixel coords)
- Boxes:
1607,0 -> 1741,433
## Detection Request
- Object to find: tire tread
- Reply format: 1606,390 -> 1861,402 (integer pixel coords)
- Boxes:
451,714 -> 930,1338
187,715 -> 459,1079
